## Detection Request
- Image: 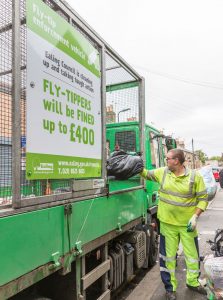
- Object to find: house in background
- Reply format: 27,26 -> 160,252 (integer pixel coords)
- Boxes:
176,138 -> 202,169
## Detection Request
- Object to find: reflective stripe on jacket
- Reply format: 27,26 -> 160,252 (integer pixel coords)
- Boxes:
148,167 -> 208,226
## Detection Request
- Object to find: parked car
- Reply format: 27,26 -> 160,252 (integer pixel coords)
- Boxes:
198,166 -> 217,201
212,167 -> 220,182
219,168 -> 223,188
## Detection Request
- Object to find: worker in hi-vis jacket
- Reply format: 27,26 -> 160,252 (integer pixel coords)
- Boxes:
140,149 -> 208,300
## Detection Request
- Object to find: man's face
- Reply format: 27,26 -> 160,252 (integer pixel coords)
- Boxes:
166,152 -> 178,171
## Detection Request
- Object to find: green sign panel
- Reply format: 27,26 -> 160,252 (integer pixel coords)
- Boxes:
26,0 -> 102,179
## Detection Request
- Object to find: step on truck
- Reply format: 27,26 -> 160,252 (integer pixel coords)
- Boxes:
0,1 -> 173,299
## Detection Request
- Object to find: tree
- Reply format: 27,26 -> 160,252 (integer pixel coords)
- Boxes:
195,149 -> 208,164
209,156 -> 221,161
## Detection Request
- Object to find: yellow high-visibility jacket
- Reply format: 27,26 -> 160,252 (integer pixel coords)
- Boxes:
148,167 -> 208,226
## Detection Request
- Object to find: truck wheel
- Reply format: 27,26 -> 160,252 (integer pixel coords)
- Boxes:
147,220 -> 159,267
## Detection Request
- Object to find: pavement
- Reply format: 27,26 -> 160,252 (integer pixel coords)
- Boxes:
125,186 -> 223,300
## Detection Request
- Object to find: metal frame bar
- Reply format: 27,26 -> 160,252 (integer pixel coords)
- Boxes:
81,259 -> 110,290
0,17 -> 25,34
0,65 -> 26,77
139,78 -> 145,187
0,186 -> 143,218
101,45 -> 107,182
75,257 -> 82,300
106,80 -> 139,93
81,256 -> 86,299
0,193 -> 105,218
19,187 -> 107,207
97,290 -> 110,300
105,65 -> 121,71
101,243 -> 109,294
12,0 -> 21,208
108,185 -> 144,196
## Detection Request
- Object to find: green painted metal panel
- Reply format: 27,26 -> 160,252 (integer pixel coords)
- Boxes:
108,177 -> 141,192
106,81 -> 139,92
70,189 -> 146,246
0,188 -> 146,287
0,206 -> 65,286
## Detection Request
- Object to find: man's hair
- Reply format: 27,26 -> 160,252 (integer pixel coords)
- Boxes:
169,148 -> 185,164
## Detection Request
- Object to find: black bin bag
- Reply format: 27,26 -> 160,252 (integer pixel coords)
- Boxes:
107,150 -> 144,180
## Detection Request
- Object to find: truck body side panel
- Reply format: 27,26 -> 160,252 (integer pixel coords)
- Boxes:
0,189 -> 145,286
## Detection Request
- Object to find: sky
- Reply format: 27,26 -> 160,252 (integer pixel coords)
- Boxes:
66,0 -> 223,157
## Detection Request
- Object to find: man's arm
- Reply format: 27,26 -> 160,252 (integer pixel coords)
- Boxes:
194,207 -> 204,217
140,168 -> 148,179
140,167 -> 164,183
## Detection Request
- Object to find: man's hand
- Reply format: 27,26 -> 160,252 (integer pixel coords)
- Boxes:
140,168 -> 148,179
187,214 -> 198,232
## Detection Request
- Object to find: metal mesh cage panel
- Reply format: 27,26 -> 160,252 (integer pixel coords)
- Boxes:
106,87 -> 139,123
115,131 -> 136,152
105,53 -> 136,86
105,53 -> 139,124
0,0 -> 12,205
